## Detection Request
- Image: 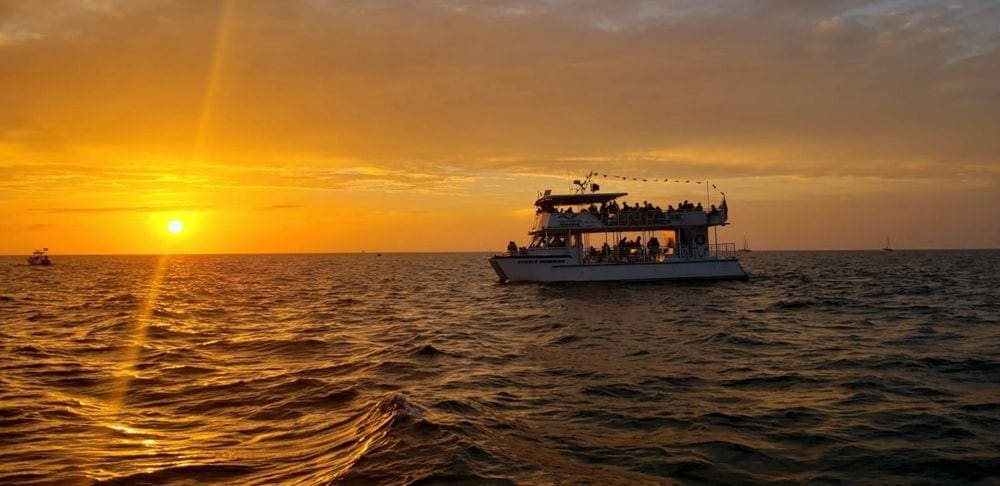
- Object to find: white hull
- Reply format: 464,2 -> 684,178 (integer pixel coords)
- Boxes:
489,255 -> 747,283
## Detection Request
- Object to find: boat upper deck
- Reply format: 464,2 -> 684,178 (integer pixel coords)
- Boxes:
521,178 -> 734,234
534,192 -> 628,209
531,201 -> 728,234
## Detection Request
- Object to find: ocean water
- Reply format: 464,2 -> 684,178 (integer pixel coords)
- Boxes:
1,251 -> 998,484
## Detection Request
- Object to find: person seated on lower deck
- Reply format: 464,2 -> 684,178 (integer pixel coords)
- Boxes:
696,202 -> 703,211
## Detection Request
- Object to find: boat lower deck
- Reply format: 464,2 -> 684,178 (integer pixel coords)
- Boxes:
489,255 -> 747,283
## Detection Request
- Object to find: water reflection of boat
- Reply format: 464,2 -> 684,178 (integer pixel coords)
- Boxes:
26,248 -> 52,266
489,175 -> 748,283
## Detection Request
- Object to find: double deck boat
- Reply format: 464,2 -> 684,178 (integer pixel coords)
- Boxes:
26,248 -> 52,266
489,177 -> 747,283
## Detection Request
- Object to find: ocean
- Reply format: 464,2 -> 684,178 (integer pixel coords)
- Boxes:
1,251 -> 998,484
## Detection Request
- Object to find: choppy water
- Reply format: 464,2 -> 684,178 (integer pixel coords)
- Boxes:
1,251 -> 998,484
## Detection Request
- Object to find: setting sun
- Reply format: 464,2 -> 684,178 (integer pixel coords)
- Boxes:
167,220 -> 184,234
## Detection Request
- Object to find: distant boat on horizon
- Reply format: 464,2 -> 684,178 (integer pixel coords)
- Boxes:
26,248 -> 52,266
883,237 -> 894,252
740,233 -> 752,253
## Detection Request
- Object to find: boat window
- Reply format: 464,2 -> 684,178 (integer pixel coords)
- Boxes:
547,234 -> 565,247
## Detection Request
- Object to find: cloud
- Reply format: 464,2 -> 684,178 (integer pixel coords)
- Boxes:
0,1 -> 993,179
26,202 -> 309,213
254,203 -> 303,210
29,204 -> 208,213
0,159 -> 481,199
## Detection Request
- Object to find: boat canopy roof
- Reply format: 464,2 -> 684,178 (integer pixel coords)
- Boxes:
534,192 -> 627,207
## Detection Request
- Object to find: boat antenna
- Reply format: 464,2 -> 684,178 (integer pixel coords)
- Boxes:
573,172 -> 594,194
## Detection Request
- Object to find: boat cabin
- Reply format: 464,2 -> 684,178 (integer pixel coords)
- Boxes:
516,190 -> 732,263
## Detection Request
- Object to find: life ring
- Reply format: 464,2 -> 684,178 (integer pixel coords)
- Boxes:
694,234 -> 707,245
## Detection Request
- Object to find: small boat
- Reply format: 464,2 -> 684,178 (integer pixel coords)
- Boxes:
488,174 -> 748,283
740,232 -> 752,252
883,237 -> 894,252
26,248 -> 52,266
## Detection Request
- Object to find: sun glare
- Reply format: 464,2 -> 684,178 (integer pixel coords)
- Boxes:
167,220 -> 184,234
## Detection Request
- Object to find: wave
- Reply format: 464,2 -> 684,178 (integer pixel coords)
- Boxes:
96,463 -> 258,485
722,374 -> 822,388
410,344 -> 447,357
582,383 -> 650,399
549,334 -> 580,345
3,252 -> 999,484
692,331 -> 784,347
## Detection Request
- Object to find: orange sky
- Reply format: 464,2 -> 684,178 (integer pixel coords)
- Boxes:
1,0 -> 998,253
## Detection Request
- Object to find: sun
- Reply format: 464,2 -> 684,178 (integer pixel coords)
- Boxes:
167,220 -> 184,234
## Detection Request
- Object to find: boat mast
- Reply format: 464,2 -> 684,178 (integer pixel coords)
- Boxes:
707,179 -> 717,249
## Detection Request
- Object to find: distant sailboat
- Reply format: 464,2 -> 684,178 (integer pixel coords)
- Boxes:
740,233 -> 752,252
882,237 -> 894,251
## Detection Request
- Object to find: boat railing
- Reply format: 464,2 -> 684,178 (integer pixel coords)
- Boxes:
599,209 -> 671,227
583,247 -> 661,264
709,243 -> 737,260
582,245 -> 716,264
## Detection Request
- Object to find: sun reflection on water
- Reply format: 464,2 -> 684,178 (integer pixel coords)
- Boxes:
107,254 -> 171,416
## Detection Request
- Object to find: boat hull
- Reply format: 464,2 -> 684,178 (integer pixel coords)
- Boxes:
489,256 -> 747,283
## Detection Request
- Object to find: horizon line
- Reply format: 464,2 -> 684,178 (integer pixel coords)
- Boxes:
3,248 -> 999,257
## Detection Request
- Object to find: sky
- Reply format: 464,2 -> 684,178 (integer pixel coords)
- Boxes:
1,0 -> 998,253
